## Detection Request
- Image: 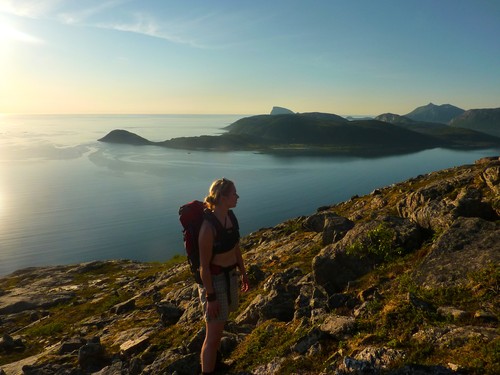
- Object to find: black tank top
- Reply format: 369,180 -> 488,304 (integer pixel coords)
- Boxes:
205,210 -> 240,254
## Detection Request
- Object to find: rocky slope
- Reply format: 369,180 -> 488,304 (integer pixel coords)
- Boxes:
1,157 -> 499,375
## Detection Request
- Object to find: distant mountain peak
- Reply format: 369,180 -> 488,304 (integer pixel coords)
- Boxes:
405,103 -> 465,124
270,106 -> 295,115
375,113 -> 414,124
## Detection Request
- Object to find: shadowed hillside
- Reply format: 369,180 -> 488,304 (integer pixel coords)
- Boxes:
404,103 -> 465,124
449,108 -> 500,137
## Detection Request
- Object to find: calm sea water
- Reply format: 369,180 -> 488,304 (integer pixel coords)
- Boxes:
0,114 -> 498,276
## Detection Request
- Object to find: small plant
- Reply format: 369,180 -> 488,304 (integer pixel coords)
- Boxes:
281,219 -> 303,235
231,320 -> 305,372
25,322 -> 65,337
346,223 -> 405,261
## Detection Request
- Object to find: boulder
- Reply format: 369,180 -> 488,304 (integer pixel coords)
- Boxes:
58,337 -> 86,354
111,298 -> 136,314
294,278 -> 329,321
340,346 -> 405,373
291,328 -> 324,354
155,301 -> 183,326
142,350 -> 199,375
303,212 -> 354,245
413,217 -> 500,288
313,216 -> 423,294
78,337 -> 107,373
319,315 -> 356,337
0,334 -> 25,352
120,334 -> 150,357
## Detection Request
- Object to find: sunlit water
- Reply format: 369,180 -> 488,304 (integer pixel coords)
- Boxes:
0,114 -> 498,276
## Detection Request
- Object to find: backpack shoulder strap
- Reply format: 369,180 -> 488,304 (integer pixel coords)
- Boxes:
203,209 -> 223,235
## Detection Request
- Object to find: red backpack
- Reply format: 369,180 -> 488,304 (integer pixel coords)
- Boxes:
179,200 -> 206,284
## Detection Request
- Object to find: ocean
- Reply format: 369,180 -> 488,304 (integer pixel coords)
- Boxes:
0,114 -> 498,276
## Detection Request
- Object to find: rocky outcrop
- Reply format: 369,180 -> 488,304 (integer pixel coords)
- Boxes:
413,217 -> 500,288
0,158 -> 498,374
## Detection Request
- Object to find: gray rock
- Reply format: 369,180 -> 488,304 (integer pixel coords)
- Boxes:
414,217 -> 500,288
251,357 -> 285,374
120,334 -> 150,357
78,338 -> 106,373
156,301 -> 183,325
294,280 -> 329,321
389,364 -> 456,374
142,350 -> 199,375
303,212 -> 354,245
0,334 -> 25,352
319,315 -> 355,337
482,165 -> 500,195
111,298 -> 136,314
235,294 -> 266,325
92,361 -> 123,375
58,337 -> 86,354
474,309 -> 498,323
291,328 -> 324,354
413,325 -> 497,349
341,346 -> 405,373
437,306 -> 471,321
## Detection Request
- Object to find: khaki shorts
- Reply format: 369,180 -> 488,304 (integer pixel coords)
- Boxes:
198,269 -> 239,322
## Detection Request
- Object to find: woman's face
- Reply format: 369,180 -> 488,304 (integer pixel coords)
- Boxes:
223,184 -> 239,208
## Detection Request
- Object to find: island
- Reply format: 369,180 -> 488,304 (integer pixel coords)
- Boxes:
99,105 -> 500,156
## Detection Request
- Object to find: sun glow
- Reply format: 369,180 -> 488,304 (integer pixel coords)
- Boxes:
0,20 -> 43,44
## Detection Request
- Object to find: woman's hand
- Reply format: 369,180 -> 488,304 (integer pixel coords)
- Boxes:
241,273 -> 249,293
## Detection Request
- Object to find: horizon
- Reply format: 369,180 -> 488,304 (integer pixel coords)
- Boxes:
1,101 -> 497,119
1,1 -> 499,115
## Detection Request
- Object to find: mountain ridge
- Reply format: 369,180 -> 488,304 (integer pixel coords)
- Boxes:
449,108 -> 500,137
99,104 -> 500,156
404,103 -> 465,124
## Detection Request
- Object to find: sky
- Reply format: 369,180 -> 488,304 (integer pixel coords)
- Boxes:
0,0 -> 499,116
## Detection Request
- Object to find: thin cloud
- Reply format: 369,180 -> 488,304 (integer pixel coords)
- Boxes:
57,0 -> 130,25
97,13 -> 217,50
0,1 -> 269,50
0,0 -> 64,18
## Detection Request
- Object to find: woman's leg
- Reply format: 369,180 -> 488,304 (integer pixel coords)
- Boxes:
201,320 -> 225,373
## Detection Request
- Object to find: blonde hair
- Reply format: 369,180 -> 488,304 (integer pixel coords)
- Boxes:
204,178 -> 234,210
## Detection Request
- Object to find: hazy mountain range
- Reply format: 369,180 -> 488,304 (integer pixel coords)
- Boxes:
99,103 -> 500,156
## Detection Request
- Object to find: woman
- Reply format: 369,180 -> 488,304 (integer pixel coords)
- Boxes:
198,178 -> 249,375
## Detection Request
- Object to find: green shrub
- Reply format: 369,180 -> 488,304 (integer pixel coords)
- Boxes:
346,223 -> 405,261
26,322 -> 65,337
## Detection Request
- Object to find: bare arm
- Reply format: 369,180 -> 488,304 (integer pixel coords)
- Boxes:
198,220 -> 214,293
235,243 -> 245,274
235,243 -> 249,292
